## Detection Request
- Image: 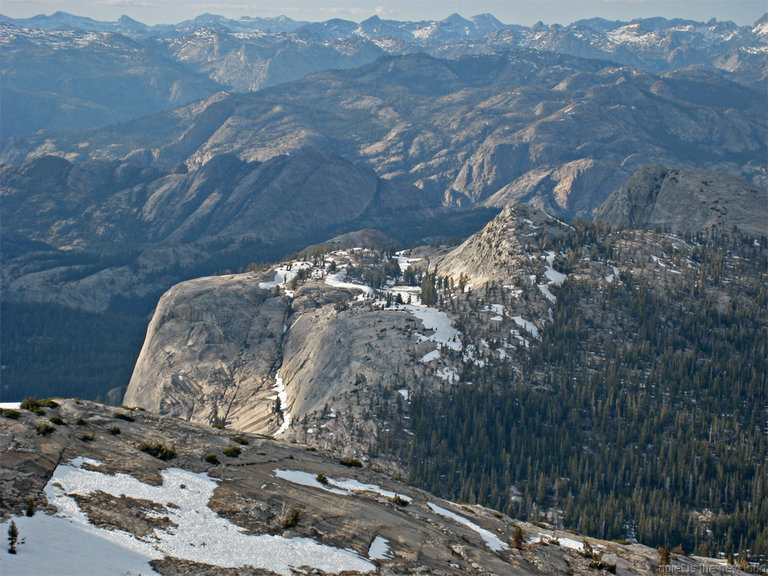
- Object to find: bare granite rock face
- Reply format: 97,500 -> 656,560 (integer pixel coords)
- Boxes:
124,274 -> 291,431
124,265 -> 434,455
280,303 -> 420,450
0,399 -> 751,576
437,202 -> 570,286
596,165 -> 768,236
124,202 -> 576,457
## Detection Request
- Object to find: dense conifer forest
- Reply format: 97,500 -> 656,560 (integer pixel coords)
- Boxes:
382,223 -> 768,560
0,302 -> 148,401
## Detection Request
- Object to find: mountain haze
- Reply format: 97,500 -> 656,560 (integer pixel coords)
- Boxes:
1,11 -> 766,137
4,51 -> 765,218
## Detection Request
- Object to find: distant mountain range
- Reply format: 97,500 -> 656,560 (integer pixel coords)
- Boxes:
4,50 -> 765,217
1,11 -> 766,136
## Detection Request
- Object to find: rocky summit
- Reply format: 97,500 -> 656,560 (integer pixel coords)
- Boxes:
0,399 -> 751,576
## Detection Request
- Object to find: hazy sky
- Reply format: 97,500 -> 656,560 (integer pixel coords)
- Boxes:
2,0 -> 766,27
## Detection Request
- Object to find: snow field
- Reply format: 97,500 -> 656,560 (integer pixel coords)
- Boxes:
530,533 -> 602,553
427,502 -> 508,552
395,252 -> 421,273
405,304 -> 462,352
511,316 -> 540,339
535,251 -> 567,302
274,468 -> 412,503
325,267 -> 375,298
367,536 -> 392,560
1,457 -> 376,576
269,369 -> 291,436
544,251 -> 567,285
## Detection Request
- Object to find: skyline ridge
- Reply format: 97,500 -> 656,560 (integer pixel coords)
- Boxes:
1,0 -> 765,28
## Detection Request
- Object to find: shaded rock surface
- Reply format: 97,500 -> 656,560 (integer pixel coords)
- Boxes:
596,165 -> 768,236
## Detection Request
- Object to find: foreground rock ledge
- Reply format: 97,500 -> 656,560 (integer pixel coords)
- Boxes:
0,399 -> 750,576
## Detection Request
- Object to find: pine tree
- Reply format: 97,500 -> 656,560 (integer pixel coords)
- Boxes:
420,273 -> 437,306
513,525 -> 524,549
8,520 -> 18,554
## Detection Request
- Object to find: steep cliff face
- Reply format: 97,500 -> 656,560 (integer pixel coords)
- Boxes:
596,165 -> 768,236
124,275 -> 291,432
123,265 -> 434,450
280,305 -> 415,421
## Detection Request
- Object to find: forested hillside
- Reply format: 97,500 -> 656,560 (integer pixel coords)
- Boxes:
380,223 -> 767,558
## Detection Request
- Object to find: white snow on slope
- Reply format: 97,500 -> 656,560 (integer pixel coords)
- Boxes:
368,535 -> 392,559
274,469 -> 347,495
270,369 -> 291,436
405,304 -> 462,351
258,262 -> 314,296
436,367 -> 460,382
510,329 -> 530,348
605,265 -> 622,284
538,283 -> 556,303
427,502 -> 508,552
537,251 -> 567,302
531,533 -> 602,552
0,510 -> 153,576
421,349 -> 441,362
275,469 -> 411,503
544,252 -> 567,285
556,536 -> 588,550
511,316 -> 540,339
395,252 -> 421,272
325,268 -> 375,297
1,458 -> 375,576
485,303 -> 505,321
329,478 -> 412,503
